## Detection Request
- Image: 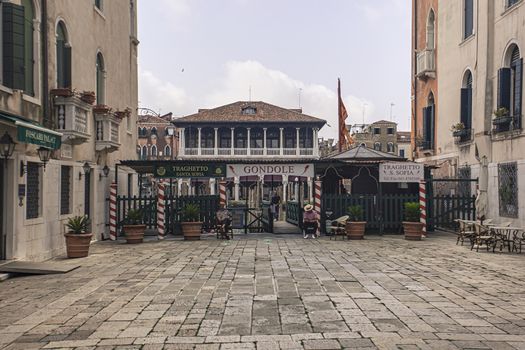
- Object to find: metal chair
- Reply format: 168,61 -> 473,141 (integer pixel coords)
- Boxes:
512,229 -> 525,253
455,219 -> 476,245
215,219 -> 234,240
470,223 -> 493,252
329,215 -> 349,240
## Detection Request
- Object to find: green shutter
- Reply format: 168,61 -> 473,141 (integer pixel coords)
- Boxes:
2,3 -> 26,90
64,46 -> 72,88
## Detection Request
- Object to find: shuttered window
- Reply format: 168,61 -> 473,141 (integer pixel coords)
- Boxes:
22,0 -> 34,95
56,22 -> 71,88
60,166 -> 71,215
511,48 -> 522,129
464,0 -> 474,39
460,71 -> 473,136
2,3 -> 25,90
422,105 -> 435,150
26,162 -> 40,219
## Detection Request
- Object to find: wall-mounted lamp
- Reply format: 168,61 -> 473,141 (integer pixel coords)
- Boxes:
19,146 -> 52,176
0,132 -> 16,163
99,165 -> 110,180
79,162 -> 91,180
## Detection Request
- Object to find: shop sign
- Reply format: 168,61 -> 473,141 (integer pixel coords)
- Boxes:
17,126 -> 61,149
154,163 -> 226,178
227,163 -> 314,178
379,162 -> 424,183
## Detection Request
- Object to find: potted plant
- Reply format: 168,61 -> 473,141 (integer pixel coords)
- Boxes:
345,205 -> 366,240
93,104 -> 112,114
80,91 -> 96,104
181,203 -> 202,240
64,215 -> 92,258
123,209 -> 146,244
50,87 -> 74,97
492,107 -> 512,125
451,122 -> 467,137
403,202 -> 424,241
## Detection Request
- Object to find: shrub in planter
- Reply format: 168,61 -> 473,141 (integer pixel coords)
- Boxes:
64,215 -> 92,258
345,205 -> 366,240
403,202 -> 424,241
181,203 -> 202,241
123,209 -> 145,244
80,91 -> 96,104
50,87 -> 74,97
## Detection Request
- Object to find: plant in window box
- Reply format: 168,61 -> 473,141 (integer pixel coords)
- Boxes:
93,104 -> 112,114
123,209 -> 146,244
492,107 -> 512,126
64,215 -> 92,258
80,91 -> 96,105
451,122 -> 467,137
50,87 -> 74,97
181,203 -> 202,241
345,205 -> 366,240
403,202 -> 424,241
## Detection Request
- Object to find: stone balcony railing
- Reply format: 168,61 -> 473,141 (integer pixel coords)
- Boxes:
54,95 -> 91,145
182,147 -> 317,158
416,49 -> 436,78
94,108 -> 121,153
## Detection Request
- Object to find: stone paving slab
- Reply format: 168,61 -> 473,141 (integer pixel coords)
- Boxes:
1,233 -> 525,349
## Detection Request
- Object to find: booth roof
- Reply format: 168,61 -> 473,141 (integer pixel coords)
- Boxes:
326,145 -> 405,161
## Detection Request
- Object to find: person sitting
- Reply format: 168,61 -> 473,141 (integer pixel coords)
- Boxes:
303,204 -> 319,239
216,204 -> 232,240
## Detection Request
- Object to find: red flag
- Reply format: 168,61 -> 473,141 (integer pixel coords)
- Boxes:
338,78 -> 350,151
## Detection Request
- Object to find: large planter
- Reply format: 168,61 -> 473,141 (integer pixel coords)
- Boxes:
181,221 -> 203,240
123,224 -> 146,244
50,88 -> 74,97
492,116 -> 513,126
64,233 -> 92,258
452,129 -> 467,137
403,221 -> 424,241
345,221 -> 366,240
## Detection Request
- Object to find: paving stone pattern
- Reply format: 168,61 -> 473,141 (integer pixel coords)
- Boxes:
1,233 -> 525,349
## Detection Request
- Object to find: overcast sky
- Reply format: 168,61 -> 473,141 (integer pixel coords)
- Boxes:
137,0 -> 411,139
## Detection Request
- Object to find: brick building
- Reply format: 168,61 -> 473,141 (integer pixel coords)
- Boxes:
137,113 -> 178,160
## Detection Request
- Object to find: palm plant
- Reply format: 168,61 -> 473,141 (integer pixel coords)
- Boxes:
65,215 -> 90,234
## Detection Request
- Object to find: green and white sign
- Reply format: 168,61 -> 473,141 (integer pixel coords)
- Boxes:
17,125 -> 61,149
155,164 -> 226,178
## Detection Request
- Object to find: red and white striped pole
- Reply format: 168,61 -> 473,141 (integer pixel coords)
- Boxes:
109,182 -> 117,241
314,179 -> 322,215
157,181 -> 166,240
419,180 -> 427,236
219,180 -> 227,206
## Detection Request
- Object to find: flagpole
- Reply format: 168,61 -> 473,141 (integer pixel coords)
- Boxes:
338,78 -> 342,152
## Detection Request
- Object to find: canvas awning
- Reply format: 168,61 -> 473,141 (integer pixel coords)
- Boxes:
0,112 -> 62,149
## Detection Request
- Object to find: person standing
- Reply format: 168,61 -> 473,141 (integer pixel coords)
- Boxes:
302,204 -> 319,239
271,191 -> 281,221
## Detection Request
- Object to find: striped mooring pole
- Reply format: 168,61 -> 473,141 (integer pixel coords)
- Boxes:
109,182 -> 117,241
219,180 -> 227,206
419,180 -> 427,235
157,181 -> 166,240
314,179 -> 322,215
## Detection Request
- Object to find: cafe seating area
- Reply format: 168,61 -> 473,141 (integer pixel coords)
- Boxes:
455,219 -> 525,253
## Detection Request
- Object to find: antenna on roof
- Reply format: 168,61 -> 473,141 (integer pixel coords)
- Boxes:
249,86 -> 252,102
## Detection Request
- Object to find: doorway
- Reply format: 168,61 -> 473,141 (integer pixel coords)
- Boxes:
0,160 -> 5,260
84,172 -> 92,220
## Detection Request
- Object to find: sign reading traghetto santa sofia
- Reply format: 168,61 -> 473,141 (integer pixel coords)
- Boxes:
379,162 -> 424,183
227,163 -> 314,178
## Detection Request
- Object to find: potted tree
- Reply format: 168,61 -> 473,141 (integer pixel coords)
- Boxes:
451,122 -> 467,137
123,209 -> 146,244
403,202 -> 424,241
181,203 -> 202,240
492,107 -> 512,126
64,215 -> 92,258
345,205 -> 366,240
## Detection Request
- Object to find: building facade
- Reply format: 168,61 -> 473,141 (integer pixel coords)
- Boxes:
412,0 -> 525,226
0,0 -> 138,261
137,112 -> 178,160
350,120 -> 411,158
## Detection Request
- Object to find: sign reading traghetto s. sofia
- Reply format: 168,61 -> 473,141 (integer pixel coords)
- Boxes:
379,162 -> 424,183
226,163 -> 314,178
154,164 -> 226,178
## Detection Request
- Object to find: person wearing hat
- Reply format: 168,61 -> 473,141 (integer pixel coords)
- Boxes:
302,204 -> 319,239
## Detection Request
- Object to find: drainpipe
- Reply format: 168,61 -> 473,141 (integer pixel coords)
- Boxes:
42,0 -> 50,128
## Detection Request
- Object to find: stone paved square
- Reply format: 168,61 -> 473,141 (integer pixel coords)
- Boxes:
1,233 -> 525,349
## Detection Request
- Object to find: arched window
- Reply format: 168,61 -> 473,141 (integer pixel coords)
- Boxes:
498,45 -> 522,130
56,21 -> 71,89
151,127 -> 157,135
266,128 -> 280,149
95,0 -> 103,10
250,128 -> 263,148
374,142 -> 382,151
201,128 -> 214,148
96,52 -> 105,104
422,93 -> 435,150
141,145 -> 147,159
164,145 -> 171,157
426,9 -> 435,50
151,145 -> 157,157
387,142 -> 394,153
460,70 -> 473,139
22,0 -> 35,95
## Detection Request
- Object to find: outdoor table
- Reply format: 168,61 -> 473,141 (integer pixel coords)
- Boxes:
490,226 -> 523,253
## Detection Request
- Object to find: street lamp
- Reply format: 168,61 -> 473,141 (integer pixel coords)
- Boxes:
79,162 -> 91,180
0,132 -> 16,163
99,165 -> 110,180
19,146 -> 52,176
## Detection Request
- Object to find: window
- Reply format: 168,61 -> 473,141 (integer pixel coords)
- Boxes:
460,70 -> 473,141
497,45 -> 522,130
241,107 -> 256,115
299,128 -> 313,148
185,128 -> 198,148
22,0 -> 34,95
219,128 -> 231,148
427,9 -> 435,50
374,142 -> 382,151
95,0 -> 103,10
507,0 -> 520,9
284,128 -> 296,148
130,0 -> 136,38
2,2 -> 26,90
164,145 -> 171,157
387,142 -> 394,153
56,21 -> 72,88
60,166 -> 71,215
201,128 -> 214,148
26,162 -> 41,219
250,128 -> 263,148
96,52 -> 105,104
373,127 -> 381,135
399,149 -> 405,158
141,145 -> 147,159
458,166 -> 472,197
151,127 -> 157,136
235,128 -> 247,148
464,0 -> 474,39
422,93 -> 435,149
498,162 -> 518,217
387,127 -> 394,135
139,127 -> 147,137
151,145 -> 157,157
266,128 -> 280,148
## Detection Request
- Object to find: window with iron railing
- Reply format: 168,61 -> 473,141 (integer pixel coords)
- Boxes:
498,162 -> 518,218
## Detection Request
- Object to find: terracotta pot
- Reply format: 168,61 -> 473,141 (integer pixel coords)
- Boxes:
123,224 -> 146,244
51,88 -> 73,97
403,221 -> 424,241
345,221 -> 366,240
93,104 -> 112,114
80,92 -> 96,105
181,222 -> 202,240
64,233 -> 92,258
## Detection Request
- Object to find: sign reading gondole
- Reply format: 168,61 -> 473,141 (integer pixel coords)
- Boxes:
379,162 -> 424,183
227,164 -> 314,178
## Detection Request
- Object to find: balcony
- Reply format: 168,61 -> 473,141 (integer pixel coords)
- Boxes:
54,95 -> 91,145
416,49 -> 436,79
181,147 -> 317,158
94,110 -> 121,152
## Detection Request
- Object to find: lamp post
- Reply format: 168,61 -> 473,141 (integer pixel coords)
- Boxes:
19,146 -> 52,176
0,132 -> 16,165
79,162 -> 91,180
99,165 -> 110,180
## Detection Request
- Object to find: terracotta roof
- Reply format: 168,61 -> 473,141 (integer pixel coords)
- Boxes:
173,101 -> 326,125
397,131 -> 411,142
371,120 -> 397,125
327,145 -> 403,161
138,114 -> 171,124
